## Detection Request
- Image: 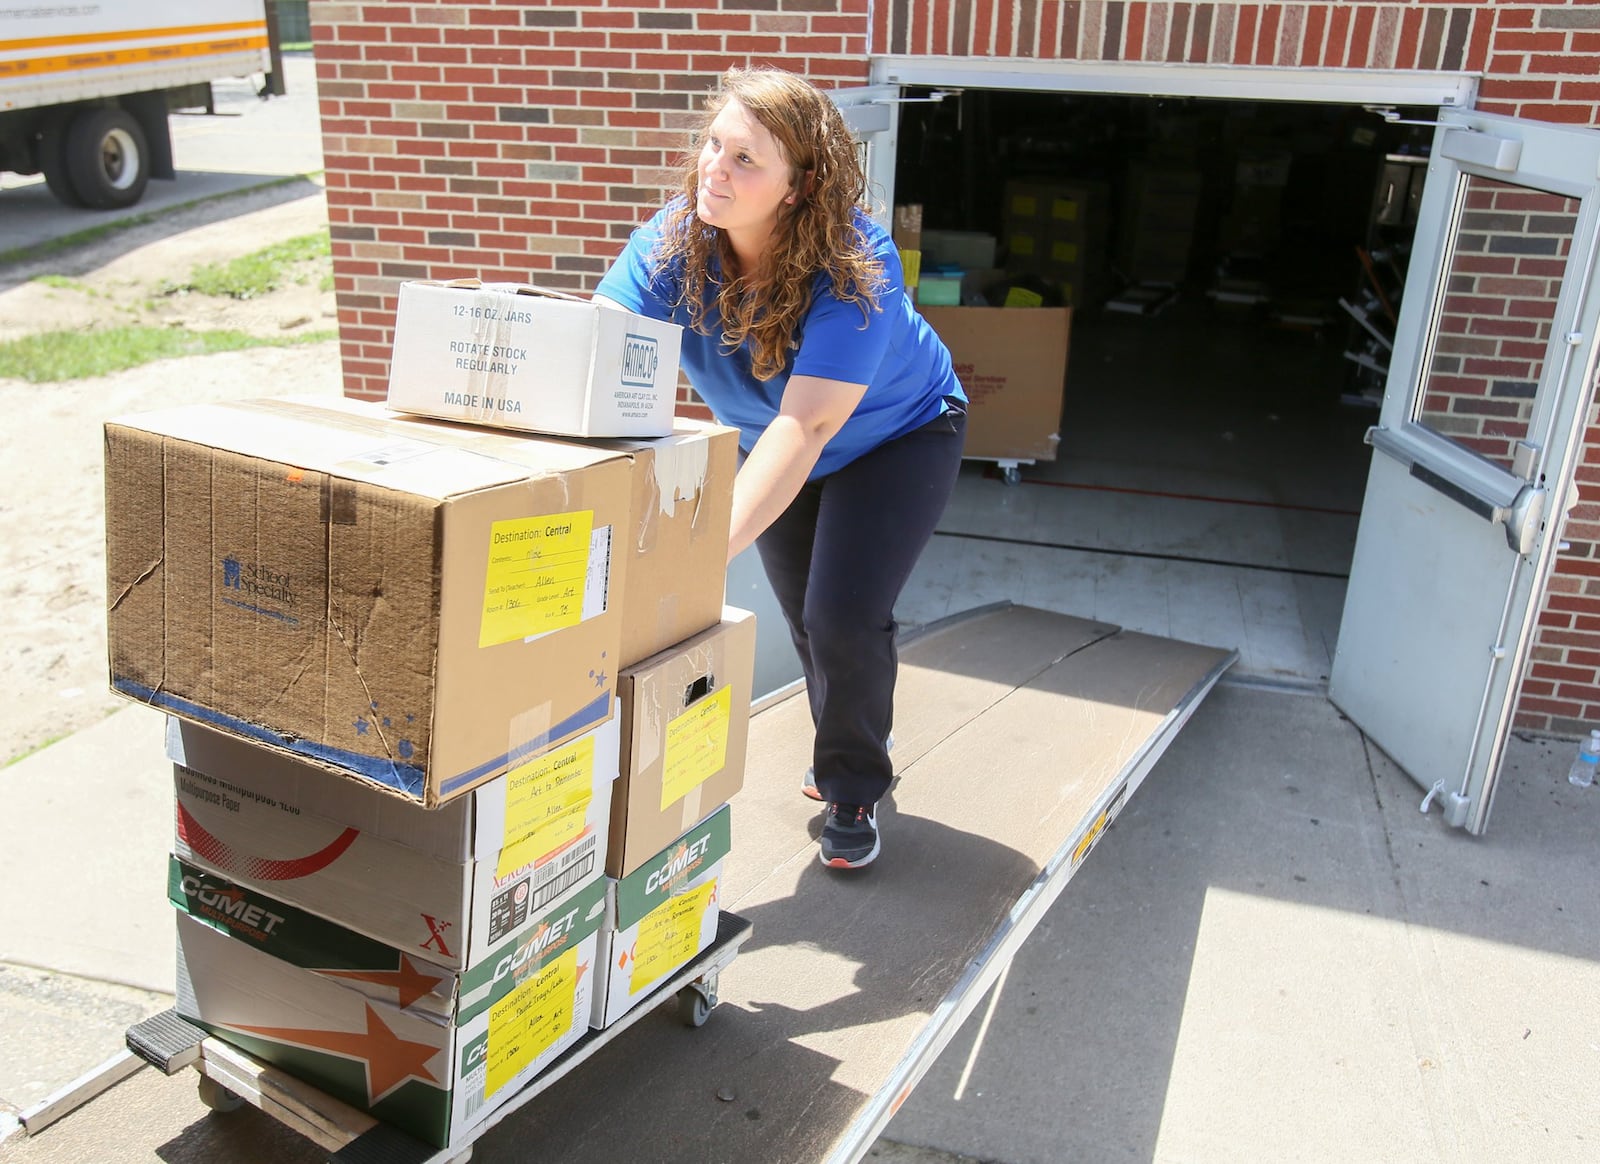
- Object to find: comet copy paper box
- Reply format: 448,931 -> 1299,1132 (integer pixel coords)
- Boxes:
611,609 -> 754,877
592,805 -> 730,1029
385,280 -> 683,439
104,394 -> 630,806
565,419 -> 739,668
168,716 -> 616,970
173,870 -> 607,1149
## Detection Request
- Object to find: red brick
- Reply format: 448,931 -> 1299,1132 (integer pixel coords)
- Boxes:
1517,696 -> 1585,717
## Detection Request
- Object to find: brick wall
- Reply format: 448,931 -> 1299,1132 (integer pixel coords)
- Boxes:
308,0 -> 1600,732
1417,181 -> 1573,470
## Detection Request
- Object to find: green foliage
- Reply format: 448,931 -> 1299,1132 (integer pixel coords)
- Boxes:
163,230 -> 332,300
0,325 -> 336,382
31,274 -> 90,292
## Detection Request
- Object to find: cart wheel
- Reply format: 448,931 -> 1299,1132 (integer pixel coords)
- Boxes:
1000,465 -> 1022,487
197,1075 -> 244,1113
677,985 -> 713,1028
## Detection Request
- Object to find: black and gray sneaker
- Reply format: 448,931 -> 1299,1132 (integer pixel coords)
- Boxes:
819,802 -> 880,869
803,734 -> 894,801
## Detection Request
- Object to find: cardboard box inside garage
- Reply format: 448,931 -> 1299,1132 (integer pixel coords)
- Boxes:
168,715 -> 617,971
920,304 -> 1072,463
174,873 -> 607,1149
104,395 -> 632,806
384,280 -> 685,439
611,608 -> 755,877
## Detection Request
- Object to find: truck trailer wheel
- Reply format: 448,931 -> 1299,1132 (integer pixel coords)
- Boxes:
37,121 -> 88,208
64,106 -> 149,209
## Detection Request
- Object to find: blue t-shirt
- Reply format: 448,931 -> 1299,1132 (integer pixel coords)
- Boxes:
596,203 -> 965,479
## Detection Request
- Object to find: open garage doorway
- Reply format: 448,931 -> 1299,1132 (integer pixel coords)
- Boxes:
886,84 -> 1444,686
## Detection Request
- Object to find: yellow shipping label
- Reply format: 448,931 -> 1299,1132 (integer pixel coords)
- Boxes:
1051,198 -> 1080,221
480,511 -> 594,648
900,248 -> 922,288
1004,286 -> 1044,308
485,948 -> 578,1097
498,734 -> 595,878
1011,194 -> 1038,217
629,881 -> 715,995
1051,240 -> 1079,263
661,685 -> 732,810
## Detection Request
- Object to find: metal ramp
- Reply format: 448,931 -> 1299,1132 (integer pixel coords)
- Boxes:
93,603 -> 1234,1164
510,603 -> 1236,1163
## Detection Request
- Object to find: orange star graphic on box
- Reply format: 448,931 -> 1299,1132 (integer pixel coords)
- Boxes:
320,955 -> 447,1010
237,1003 -> 441,1103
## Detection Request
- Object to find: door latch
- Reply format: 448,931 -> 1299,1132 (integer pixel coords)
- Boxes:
1504,484 -> 1546,556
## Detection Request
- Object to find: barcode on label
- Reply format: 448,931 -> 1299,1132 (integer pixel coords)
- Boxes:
533,848 -> 596,911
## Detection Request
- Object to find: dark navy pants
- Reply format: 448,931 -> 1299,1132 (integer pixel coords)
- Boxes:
753,407 -> 967,807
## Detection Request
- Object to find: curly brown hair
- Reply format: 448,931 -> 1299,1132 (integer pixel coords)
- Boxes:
652,67 -> 887,382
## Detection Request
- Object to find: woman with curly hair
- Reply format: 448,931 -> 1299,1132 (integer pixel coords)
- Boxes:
595,66 -> 967,870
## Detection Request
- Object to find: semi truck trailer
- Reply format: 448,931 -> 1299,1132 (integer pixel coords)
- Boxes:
0,2 -> 272,209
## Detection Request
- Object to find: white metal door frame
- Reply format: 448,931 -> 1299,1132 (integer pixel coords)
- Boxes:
859,57 -> 1479,216
1335,110 -> 1600,833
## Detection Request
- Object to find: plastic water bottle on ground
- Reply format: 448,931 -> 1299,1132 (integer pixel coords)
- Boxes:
1567,729 -> 1600,788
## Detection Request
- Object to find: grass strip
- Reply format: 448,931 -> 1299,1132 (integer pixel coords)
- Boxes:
166,230 -> 331,299
0,325 -> 336,383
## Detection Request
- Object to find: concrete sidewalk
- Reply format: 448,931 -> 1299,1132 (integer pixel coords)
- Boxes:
1,677 -> 1596,1162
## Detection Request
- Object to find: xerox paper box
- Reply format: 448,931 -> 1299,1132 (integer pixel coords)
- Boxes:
611,610 -> 754,877
174,872 -> 607,1149
566,419 -> 739,668
592,805 -> 729,1029
104,394 -> 630,806
169,716 -> 617,970
385,280 -> 683,439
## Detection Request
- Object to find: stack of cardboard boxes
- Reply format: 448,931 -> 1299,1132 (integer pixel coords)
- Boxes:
896,199 -> 1074,467
1000,177 -> 1111,309
103,281 -> 754,1149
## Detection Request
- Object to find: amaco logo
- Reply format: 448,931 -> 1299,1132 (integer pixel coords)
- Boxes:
620,333 -> 659,388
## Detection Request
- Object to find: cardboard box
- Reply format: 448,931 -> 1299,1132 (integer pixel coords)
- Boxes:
168,715 -> 617,970
565,420 -> 739,668
174,873 -> 607,1148
894,204 -> 924,301
922,229 -> 998,271
611,609 -> 754,877
920,306 -> 1071,463
892,203 -> 923,252
385,280 -> 684,439
104,395 -> 631,805
1002,178 -> 1109,240
592,805 -> 730,1029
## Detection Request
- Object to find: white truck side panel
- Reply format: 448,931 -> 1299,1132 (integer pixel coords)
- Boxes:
0,1 -> 270,112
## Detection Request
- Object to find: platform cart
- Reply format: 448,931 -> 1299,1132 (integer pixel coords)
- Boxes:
100,606 -> 1232,1164
124,912 -> 752,1164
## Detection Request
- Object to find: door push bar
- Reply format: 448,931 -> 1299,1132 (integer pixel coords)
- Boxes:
1367,425 -> 1546,556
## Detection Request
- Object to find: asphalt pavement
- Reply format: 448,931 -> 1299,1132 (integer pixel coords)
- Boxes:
0,54 -> 324,260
